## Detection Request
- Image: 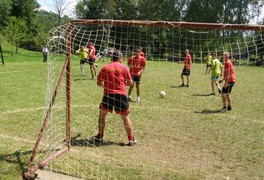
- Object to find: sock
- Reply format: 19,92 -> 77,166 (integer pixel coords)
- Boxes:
128,134 -> 134,141
97,132 -> 104,138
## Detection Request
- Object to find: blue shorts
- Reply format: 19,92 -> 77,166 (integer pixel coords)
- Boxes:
211,76 -> 219,80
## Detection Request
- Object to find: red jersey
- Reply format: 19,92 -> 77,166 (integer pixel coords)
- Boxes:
184,53 -> 192,70
88,45 -> 96,59
223,60 -> 236,82
139,52 -> 145,57
97,62 -> 132,96
128,55 -> 147,77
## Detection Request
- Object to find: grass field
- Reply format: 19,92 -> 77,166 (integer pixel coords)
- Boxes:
0,48 -> 264,179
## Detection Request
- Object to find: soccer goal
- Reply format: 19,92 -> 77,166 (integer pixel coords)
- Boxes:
24,19 -> 264,179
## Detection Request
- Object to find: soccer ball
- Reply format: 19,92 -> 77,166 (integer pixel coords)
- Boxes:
159,91 -> 166,98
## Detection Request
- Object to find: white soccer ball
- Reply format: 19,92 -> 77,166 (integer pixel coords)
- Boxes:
159,91 -> 166,98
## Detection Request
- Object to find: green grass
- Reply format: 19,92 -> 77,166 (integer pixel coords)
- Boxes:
0,48 -> 264,179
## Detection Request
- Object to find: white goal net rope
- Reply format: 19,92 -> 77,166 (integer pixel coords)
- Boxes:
27,20 -> 264,179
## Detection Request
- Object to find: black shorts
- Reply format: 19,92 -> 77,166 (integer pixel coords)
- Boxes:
80,59 -> 88,64
181,68 -> 191,76
100,94 -> 130,115
132,76 -> 141,83
222,82 -> 235,94
88,59 -> 95,65
206,64 -> 212,68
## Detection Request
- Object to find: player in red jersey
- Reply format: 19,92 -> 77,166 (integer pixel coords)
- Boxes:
179,49 -> 192,87
139,47 -> 145,57
127,48 -> 147,102
219,51 -> 236,112
87,42 -> 97,79
94,50 -> 136,146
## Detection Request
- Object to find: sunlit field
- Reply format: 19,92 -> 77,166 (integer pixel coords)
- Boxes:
0,56 -> 263,179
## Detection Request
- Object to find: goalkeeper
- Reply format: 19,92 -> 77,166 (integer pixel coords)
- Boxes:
94,50 -> 137,146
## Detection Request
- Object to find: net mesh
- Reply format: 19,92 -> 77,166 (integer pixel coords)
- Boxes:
27,20 -> 264,179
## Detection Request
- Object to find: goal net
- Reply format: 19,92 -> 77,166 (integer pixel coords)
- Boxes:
24,19 -> 264,179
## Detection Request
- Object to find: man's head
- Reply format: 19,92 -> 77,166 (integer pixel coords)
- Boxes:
112,50 -> 121,62
211,52 -> 216,58
222,51 -> 230,62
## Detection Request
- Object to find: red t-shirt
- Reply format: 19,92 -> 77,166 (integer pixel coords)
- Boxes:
128,55 -> 147,77
97,62 -> 132,95
88,45 -> 96,59
184,53 -> 192,70
223,60 -> 236,82
139,52 -> 145,57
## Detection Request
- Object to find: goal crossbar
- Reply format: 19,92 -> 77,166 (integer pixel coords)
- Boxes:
70,19 -> 264,31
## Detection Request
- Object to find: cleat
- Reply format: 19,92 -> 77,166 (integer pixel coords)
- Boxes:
220,107 -> 227,112
91,135 -> 103,142
179,84 -> 185,87
185,84 -> 189,87
128,140 -> 137,146
227,106 -> 232,111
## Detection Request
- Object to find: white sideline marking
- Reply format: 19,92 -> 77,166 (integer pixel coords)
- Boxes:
37,169 -> 83,180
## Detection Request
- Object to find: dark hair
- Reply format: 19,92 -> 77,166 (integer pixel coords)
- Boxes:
112,50 -> 121,62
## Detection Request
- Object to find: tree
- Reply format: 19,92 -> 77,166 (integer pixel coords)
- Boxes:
4,17 -> 27,56
51,0 -> 73,26
184,0 -> 263,24
137,0 -> 188,21
0,0 -> 12,29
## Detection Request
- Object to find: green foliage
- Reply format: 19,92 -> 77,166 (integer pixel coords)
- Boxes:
4,17 -> 27,56
0,0 -> 12,28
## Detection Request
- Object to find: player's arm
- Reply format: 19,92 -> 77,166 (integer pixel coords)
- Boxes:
97,71 -> 104,86
126,79 -> 133,86
97,79 -> 103,86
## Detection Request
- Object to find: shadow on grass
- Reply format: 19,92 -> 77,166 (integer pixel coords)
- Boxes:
0,149 -> 33,177
70,134 -> 128,147
171,85 -> 185,88
192,93 -> 215,97
194,109 -> 220,114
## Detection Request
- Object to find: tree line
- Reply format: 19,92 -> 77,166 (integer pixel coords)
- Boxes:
0,0 -> 263,56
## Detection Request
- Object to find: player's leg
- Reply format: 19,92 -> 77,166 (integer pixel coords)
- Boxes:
211,77 -> 217,95
80,60 -> 85,76
114,94 -> 136,145
180,74 -> 185,86
128,80 -> 135,101
121,115 -> 136,145
221,93 -> 227,112
136,82 -> 140,102
186,75 -> 190,87
97,109 -> 108,139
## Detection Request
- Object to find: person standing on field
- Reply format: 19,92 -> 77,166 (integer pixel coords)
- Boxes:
87,41 -> 97,79
94,50 -> 136,146
179,49 -> 192,87
219,51 -> 236,112
42,45 -> 49,63
209,52 -> 223,95
205,51 -> 212,74
127,48 -> 147,102
76,45 -> 88,76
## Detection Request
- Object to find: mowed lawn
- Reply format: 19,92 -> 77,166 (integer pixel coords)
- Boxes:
0,57 -> 263,179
